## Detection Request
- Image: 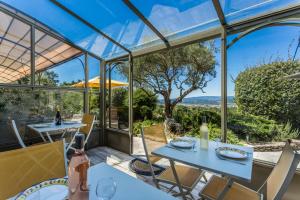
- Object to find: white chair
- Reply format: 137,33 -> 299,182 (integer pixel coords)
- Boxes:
10,120 -> 26,148
66,114 -> 95,151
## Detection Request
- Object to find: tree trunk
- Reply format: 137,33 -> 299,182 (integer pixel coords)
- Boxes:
164,97 -> 173,118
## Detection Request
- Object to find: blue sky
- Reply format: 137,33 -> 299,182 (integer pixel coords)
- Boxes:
52,26 -> 300,97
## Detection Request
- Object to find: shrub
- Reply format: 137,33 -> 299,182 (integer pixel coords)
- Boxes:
185,123 -> 240,144
125,89 -> 157,120
111,88 -> 128,108
235,60 -> 300,128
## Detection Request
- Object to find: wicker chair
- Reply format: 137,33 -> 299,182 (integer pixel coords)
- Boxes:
200,140 -> 300,200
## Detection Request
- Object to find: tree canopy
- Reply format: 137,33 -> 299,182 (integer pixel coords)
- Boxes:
117,42 -> 216,118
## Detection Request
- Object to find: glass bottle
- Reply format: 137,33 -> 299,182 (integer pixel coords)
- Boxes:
200,116 -> 209,149
55,107 -> 62,125
68,134 -> 90,200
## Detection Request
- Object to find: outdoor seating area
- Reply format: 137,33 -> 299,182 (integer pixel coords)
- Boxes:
1,0 -> 300,200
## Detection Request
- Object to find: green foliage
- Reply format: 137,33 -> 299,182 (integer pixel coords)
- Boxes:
173,106 -> 221,130
228,108 -> 299,142
125,89 -> 157,120
235,60 -> 300,128
274,121 -> 300,141
185,123 -> 240,144
111,88 -> 128,108
133,120 -> 157,136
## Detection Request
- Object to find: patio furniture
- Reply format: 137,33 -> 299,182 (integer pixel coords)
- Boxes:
88,162 -> 177,200
28,121 -> 86,143
200,140 -> 300,200
152,139 -> 254,200
10,120 -> 26,148
141,124 -> 206,198
0,140 -> 67,199
66,114 -> 95,151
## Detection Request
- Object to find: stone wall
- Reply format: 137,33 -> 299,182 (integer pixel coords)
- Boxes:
250,140 -> 300,152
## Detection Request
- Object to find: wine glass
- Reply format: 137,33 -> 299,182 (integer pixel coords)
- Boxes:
215,138 -> 221,149
96,177 -> 117,200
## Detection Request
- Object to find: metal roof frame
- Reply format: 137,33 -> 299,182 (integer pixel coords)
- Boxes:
1,1 -> 300,64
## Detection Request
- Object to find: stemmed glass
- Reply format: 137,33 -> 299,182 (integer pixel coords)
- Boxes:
96,177 -> 117,200
215,138 -> 222,149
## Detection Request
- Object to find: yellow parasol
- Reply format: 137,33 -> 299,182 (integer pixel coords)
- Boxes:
73,76 -> 128,88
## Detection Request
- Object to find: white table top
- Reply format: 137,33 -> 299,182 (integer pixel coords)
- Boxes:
88,163 -> 177,200
27,122 -> 85,133
152,139 -> 254,182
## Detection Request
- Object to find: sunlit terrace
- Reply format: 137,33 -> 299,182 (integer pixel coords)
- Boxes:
0,1 -> 300,200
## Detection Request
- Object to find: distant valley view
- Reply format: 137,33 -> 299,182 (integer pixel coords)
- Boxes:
158,96 -> 235,107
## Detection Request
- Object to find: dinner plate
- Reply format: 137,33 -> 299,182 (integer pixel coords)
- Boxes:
215,147 -> 248,159
15,178 -> 68,200
32,124 -> 51,128
63,121 -> 79,125
170,138 -> 195,149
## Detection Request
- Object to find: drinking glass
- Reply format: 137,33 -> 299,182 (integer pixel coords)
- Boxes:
215,138 -> 221,149
96,177 -> 117,200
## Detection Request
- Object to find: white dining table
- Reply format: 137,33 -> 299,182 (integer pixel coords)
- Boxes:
88,163 -> 177,200
152,138 -> 254,200
27,122 -> 85,143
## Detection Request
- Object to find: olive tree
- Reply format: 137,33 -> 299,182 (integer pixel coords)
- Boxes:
118,43 -> 216,118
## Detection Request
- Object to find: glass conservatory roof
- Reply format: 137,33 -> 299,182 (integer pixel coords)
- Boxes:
0,0 -> 299,61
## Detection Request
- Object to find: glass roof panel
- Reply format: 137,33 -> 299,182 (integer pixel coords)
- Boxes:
220,0 -> 300,24
130,0 -> 220,42
55,0 -> 162,51
1,0 -> 127,59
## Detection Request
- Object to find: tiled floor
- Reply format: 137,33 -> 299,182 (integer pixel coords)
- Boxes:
86,141 -> 209,199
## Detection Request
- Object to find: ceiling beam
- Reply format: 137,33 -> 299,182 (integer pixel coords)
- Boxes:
122,0 -> 170,48
50,0 -> 131,54
212,0 -> 226,26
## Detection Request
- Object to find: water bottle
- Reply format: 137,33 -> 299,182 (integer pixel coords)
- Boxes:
200,116 -> 209,149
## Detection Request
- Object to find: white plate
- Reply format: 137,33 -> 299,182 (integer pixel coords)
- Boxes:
63,121 -> 79,125
170,138 -> 195,149
15,178 -> 68,200
32,124 -> 51,128
215,147 -> 248,159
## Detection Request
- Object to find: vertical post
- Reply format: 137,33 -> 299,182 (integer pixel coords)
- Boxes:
84,53 -> 89,113
30,25 -> 35,86
221,27 -> 228,143
108,64 -> 112,128
128,54 -> 134,154
100,60 -> 106,146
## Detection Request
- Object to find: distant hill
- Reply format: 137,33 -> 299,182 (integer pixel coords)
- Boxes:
158,96 -> 235,107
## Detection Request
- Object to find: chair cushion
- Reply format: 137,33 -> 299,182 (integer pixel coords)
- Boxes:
201,175 -> 261,200
158,164 -> 202,189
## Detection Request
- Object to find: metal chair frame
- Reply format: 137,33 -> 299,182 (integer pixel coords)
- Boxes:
141,125 -> 205,199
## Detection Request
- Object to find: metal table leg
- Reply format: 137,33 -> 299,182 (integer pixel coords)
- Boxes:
169,160 -> 187,200
45,132 -> 53,143
216,177 -> 233,200
38,131 -> 46,142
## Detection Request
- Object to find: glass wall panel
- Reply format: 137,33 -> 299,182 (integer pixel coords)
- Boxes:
220,0 -> 300,24
107,61 -> 129,131
0,88 -> 84,151
131,0 -> 219,42
0,10 -> 31,84
130,41 -> 220,154
88,55 -> 100,128
226,26 -> 300,168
